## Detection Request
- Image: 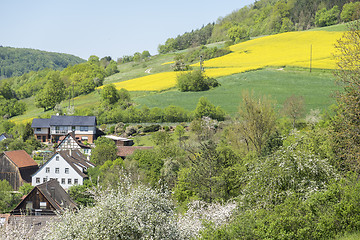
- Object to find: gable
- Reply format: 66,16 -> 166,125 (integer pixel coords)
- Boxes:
57,135 -> 81,150
32,152 -> 85,179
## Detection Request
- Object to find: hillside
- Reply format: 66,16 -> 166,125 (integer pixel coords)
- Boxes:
10,24 -> 346,124
0,46 -> 85,79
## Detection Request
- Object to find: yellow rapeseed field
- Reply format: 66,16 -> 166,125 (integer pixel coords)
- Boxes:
198,31 -> 343,70
110,31 -> 344,91
112,72 -> 179,91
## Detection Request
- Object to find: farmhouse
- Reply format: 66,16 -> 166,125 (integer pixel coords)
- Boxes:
11,179 -> 77,216
0,150 -> 38,190
32,150 -> 95,190
32,115 -> 97,144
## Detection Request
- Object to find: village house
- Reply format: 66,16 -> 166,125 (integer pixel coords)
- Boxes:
31,115 -> 97,144
31,150 -> 95,190
11,179 -> 77,216
56,132 -> 92,156
0,150 -> 38,190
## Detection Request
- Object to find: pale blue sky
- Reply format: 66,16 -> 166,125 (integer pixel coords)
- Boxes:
1,0 -> 255,60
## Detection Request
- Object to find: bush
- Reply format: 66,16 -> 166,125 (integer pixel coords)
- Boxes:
177,70 -> 219,92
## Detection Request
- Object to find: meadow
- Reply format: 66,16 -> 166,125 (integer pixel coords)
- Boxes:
11,27 -> 345,123
135,68 -> 339,116
110,30 -> 344,92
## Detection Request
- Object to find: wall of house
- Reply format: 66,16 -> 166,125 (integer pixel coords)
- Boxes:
0,156 -> 22,190
32,153 -> 84,190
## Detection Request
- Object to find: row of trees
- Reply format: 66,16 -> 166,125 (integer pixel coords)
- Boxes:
158,0 -> 360,53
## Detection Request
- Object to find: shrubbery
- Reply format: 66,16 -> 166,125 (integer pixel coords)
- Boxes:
177,70 -> 219,92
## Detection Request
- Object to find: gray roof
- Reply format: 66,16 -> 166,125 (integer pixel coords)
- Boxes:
31,118 -> 51,128
58,150 -> 95,178
50,115 -> 96,126
37,179 -> 77,211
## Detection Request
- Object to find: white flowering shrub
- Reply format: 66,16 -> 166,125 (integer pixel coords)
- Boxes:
43,185 -> 182,240
178,200 -> 237,239
241,144 -> 339,209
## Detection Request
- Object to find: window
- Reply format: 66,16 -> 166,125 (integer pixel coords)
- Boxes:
36,178 -> 40,183
72,126 -> 76,131
80,126 -> 88,132
68,179 -> 72,184
43,178 -> 47,183
56,156 -> 59,161
61,178 -> 65,184
40,202 -> 47,209
36,128 -> 41,131
65,168 -> 69,174
81,136 -> 88,141
37,136 -> 42,140
55,168 -> 59,174
84,149 -> 89,154
74,179 -> 78,185
45,167 -> 50,173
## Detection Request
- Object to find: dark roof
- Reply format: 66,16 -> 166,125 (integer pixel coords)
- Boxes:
31,118 -> 51,128
58,150 -> 95,178
12,179 -> 77,213
50,115 -> 96,126
36,179 -> 77,210
4,150 -> 38,168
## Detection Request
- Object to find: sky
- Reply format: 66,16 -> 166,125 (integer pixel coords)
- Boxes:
1,0 -> 255,60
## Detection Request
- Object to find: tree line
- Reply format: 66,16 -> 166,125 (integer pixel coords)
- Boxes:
158,0 -> 360,53
0,46 -> 85,79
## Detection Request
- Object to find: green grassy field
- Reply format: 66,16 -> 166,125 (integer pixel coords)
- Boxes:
12,67 -> 339,123
134,67 -> 339,116
11,23 -> 346,123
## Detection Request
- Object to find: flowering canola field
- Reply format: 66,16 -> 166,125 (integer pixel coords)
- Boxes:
112,31 -> 344,91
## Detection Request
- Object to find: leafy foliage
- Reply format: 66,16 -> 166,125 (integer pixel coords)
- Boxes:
177,70 -> 219,92
0,46 -> 85,79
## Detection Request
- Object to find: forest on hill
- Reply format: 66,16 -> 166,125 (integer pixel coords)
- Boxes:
158,0 -> 360,53
0,46 -> 85,79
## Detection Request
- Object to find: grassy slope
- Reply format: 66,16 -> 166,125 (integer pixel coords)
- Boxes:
11,24 -> 346,123
134,67 -> 338,116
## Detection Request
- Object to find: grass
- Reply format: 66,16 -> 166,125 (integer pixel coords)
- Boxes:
134,67 -> 340,116
336,232 -> 360,240
10,23 -> 346,123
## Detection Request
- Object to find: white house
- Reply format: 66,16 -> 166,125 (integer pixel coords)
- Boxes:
32,115 -> 97,143
31,150 -> 95,190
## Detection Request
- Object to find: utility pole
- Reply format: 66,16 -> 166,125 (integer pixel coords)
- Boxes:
200,55 -> 204,71
310,44 -> 312,73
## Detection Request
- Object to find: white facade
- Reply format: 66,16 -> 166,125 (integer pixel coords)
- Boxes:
50,126 -> 96,135
32,152 -> 84,190
33,127 -> 49,135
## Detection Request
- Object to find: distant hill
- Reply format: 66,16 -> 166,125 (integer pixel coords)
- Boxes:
0,46 -> 85,79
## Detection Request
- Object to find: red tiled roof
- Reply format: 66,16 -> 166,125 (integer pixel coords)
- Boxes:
117,146 -> 153,157
5,150 -> 38,168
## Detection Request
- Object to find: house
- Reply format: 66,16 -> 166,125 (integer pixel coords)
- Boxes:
56,132 -> 92,156
31,115 -> 97,144
0,150 -> 38,190
11,179 -> 77,216
32,150 -> 95,190
0,133 -> 11,142
104,135 -> 134,146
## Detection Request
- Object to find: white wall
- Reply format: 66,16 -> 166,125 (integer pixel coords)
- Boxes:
32,152 -> 84,190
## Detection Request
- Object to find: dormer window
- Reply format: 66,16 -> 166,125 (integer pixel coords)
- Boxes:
56,156 -> 59,161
